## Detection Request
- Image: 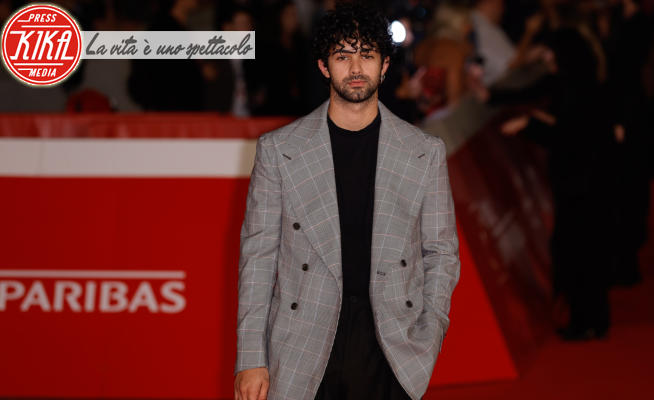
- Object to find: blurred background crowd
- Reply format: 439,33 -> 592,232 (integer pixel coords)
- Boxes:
0,0 -> 651,118
1,0 -> 653,339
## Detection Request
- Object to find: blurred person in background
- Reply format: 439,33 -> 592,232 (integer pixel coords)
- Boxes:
204,5 -> 259,116
128,0 -> 205,111
472,0 -> 548,86
414,2 -> 474,118
251,0 -> 313,115
601,0 -> 653,287
498,5 -> 615,341
471,0 -> 515,85
378,12 -> 425,123
69,0 -> 144,112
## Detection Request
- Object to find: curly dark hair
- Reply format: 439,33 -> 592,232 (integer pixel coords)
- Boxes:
311,1 -> 396,67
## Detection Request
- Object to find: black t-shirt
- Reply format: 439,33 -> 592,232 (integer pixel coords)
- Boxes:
327,109 -> 381,297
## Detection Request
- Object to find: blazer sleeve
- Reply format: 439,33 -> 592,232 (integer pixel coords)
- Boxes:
420,136 -> 461,351
234,133 -> 281,375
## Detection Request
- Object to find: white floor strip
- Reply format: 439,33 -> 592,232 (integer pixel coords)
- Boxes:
0,138 -> 257,177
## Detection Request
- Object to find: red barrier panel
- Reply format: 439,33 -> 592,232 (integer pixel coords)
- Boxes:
0,114 -> 528,398
447,119 -> 554,368
0,178 -> 247,398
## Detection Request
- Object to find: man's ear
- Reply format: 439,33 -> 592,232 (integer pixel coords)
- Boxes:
317,59 -> 331,79
381,56 -> 390,76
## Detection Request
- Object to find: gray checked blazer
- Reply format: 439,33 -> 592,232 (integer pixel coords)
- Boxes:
235,100 -> 460,400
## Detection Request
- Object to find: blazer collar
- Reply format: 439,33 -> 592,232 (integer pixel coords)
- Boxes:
285,99 -> 412,154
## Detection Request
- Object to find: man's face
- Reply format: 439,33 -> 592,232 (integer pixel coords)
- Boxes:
318,40 -> 390,103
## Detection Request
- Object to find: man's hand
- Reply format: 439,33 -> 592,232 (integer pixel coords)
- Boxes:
234,367 -> 270,400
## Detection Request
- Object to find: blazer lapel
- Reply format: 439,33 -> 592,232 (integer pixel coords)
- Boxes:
370,103 -> 433,299
278,100 -> 343,294
277,100 -> 432,300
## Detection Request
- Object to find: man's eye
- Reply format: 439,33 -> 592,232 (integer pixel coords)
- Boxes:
337,55 -> 347,60
363,54 -> 373,59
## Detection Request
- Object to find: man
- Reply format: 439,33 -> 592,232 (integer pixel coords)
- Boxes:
234,3 -> 460,400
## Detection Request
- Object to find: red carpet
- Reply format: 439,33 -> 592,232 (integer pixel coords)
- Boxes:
424,197 -> 654,399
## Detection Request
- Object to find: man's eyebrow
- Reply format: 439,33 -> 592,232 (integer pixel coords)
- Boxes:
331,47 -> 377,55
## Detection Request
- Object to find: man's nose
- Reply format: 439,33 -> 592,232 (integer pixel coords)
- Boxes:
350,55 -> 362,75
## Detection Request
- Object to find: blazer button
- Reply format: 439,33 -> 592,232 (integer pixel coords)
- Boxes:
293,222 -> 301,230
291,302 -> 298,310
302,263 -> 308,271
400,259 -> 407,267
406,300 -> 413,308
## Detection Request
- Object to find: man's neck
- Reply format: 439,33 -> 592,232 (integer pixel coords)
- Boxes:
327,93 -> 379,131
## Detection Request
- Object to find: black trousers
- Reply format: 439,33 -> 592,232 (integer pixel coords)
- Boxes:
551,195 -> 611,331
314,295 -> 413,400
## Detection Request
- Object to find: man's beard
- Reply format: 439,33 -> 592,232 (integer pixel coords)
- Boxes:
330,74 -> 380,103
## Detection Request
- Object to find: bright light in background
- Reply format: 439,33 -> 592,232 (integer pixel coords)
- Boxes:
390,20 -> 406,44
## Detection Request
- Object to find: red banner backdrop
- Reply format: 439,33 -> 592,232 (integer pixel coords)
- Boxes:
0,113 -> 535,398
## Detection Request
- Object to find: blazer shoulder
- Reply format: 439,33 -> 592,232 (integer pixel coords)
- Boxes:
257,117 -> 304,147
388,113 -> 447,153
422,131 -> 447,152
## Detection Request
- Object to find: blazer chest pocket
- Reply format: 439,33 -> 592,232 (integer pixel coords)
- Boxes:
383,269 -> 424,322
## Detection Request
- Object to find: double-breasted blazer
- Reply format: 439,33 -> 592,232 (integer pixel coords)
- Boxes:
235,100 -> 460,400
